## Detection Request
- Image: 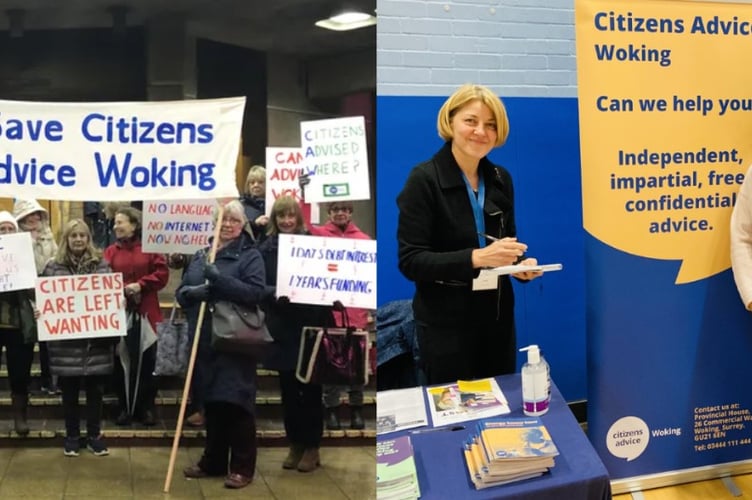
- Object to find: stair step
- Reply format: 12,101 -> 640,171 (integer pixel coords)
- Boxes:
0,389 -> 377,426
0,367 -> 377,391
0,416 -> 376,446
0,344 -> 377,447
0,389 -> 376,407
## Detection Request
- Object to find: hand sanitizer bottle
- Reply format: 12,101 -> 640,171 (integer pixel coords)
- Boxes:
519,345 -> 550,416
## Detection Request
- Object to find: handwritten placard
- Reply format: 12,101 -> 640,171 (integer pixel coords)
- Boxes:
265,147 -> 305,213
276,234 -> 376,308
264,146 -> 320,222
36,272 -> 127,341
300,116 -> 370,203
0,232 -> 36,292
142,199 -> 216,253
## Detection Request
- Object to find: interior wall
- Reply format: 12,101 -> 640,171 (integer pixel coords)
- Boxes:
0,27 -> 146,227
266,52 -> 376,235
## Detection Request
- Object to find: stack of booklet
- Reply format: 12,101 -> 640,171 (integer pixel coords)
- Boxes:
464,417 -> 559,490
376,435 -> 421,499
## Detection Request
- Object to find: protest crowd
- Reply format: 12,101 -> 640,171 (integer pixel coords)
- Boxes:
0,172 -> 375,490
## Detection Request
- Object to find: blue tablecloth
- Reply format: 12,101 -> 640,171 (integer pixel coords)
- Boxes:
381,374 -> 612,500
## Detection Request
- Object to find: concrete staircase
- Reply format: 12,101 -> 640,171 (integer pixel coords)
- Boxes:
0,339 -> 376,447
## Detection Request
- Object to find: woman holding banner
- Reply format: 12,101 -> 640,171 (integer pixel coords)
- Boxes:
396,83 -> 542,385
104,206 -> 168,426
41,219 -> 115,457
0,211 -> 36,436
13,199 -> 59,396
258,195 -> 333,472
177,200 -> 269,489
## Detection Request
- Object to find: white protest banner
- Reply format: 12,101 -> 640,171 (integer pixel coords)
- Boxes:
36,273 -> 126,341
0,97 -> 245,201
265,147 -> 305,214
0,232 -> 36,292
300,116 -> 370,203
142,199 -> 216,253
276,234 -> 376,309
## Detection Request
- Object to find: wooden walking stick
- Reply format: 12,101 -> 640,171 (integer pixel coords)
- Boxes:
164,203 -> 225,493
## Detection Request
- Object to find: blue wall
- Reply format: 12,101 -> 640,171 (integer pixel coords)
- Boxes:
377,95 -> 587,401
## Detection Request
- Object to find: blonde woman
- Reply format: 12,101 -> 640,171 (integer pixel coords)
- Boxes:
41,219 -> 115,457
396,84 -> 542,385
240,165 -> 269,239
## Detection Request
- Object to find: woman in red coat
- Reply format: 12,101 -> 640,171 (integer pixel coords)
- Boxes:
104,206 -> 168,426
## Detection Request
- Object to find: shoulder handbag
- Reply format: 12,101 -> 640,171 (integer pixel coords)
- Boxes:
211,300 -> 274,359
295,309 -> 369,386
154,302 -> 189,376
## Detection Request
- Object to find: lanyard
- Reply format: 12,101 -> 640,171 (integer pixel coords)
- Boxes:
461,171 -> 486,248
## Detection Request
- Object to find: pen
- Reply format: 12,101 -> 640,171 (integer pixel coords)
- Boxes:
410,425 -> 466,434
478,232 -> 500,242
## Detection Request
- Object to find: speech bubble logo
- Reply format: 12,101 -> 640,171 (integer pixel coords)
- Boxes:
606,416 -> 649,461
576,0 -> 752,284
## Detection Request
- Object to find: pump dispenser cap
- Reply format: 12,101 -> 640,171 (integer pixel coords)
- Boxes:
519,345 -> 540,364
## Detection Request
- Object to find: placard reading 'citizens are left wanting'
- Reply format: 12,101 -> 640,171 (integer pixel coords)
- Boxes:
35,273 -> 127,341
0,97 -> 245,201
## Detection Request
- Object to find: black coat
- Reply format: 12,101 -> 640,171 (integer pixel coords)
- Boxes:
397,141 -> 517,330
176,231 -> 269,414
241,195 -> 266,240
41,257 -> 116,377
257,234 -> 333,371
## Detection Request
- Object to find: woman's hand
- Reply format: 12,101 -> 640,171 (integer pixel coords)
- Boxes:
254,215 -> 269,227
204,264 -> 221,282
167,253 -> 187,269
471,238 -> 527,269
511,257 -> 543,281
183,284 -> 211,302
33,307 -> 40,320
124,283 -> 141,296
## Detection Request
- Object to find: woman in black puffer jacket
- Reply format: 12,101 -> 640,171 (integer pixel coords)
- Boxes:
41,219 -> 116,457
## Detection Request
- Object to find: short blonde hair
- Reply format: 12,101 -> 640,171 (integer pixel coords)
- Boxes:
436,83 -> 509,147
245,165 -> 266,187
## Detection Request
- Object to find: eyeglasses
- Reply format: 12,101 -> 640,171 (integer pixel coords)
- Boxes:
329,206 -> 353,213
221,217 -> 244,226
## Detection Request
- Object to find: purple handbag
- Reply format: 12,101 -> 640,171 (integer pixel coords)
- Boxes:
296,326 -> 369,386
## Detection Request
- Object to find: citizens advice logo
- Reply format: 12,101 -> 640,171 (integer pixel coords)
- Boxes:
323,183 -> 350,197
606,416 -> 682,461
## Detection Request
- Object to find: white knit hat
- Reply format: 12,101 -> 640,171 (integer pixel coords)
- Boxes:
0,211 -> 18,231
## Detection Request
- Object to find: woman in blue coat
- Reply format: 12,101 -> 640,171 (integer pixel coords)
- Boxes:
258,195 -> 333,473
177,200 -> 270,489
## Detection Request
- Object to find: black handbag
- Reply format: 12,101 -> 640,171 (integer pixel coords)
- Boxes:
211,301 -> 274,359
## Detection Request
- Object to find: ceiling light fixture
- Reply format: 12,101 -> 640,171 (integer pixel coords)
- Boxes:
315,11 -> 376,31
